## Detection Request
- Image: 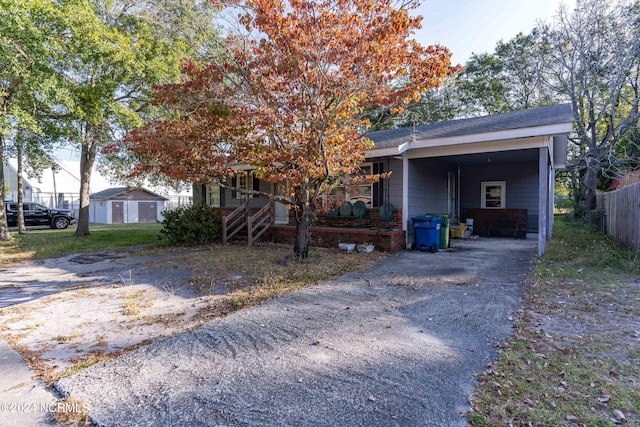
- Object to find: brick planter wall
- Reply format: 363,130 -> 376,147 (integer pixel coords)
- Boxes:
217,205 -> 406,252
266,225 -> 405,252
314,207 -> 403,229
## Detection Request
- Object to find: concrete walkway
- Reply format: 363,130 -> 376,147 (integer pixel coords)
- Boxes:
54,238 -> 537,427
0,339 -> 57,426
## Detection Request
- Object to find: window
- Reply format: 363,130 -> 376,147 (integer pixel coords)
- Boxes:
207,181 -> 221,207
349,163 -> 373,207
481,181 -> 506,209
26,203 -> 45,212
233,172 -> 256,199
325,163 -> 374,207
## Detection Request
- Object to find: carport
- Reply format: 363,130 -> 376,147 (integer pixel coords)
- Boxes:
365,104 -> 574,256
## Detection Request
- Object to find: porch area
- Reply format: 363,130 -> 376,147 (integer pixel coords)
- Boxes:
219,203 -> 406,252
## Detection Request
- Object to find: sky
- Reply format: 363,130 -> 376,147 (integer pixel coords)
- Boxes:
6,158 -> 112,197
413,0 -> 575,65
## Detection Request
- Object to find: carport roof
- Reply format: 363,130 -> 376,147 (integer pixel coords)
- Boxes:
367,103 -> 574,150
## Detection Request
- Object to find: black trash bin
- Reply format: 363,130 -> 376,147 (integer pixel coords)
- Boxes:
412,215 -> 441,252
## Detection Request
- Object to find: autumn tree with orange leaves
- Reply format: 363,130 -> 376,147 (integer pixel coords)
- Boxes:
127,0 -> 460,258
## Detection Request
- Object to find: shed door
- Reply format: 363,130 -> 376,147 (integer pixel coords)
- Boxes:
112,202 -> 124,224
138,202 -> 157,223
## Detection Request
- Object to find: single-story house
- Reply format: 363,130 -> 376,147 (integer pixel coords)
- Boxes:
3,160 -> 35,202
89,187 -> 168,224
193,104 -> 574,256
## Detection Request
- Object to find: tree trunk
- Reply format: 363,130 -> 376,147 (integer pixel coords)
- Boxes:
584,155 -> 598,223
0,136 -> 12,241
75,125 -> 98,236
568,166 -> 581,207
16,138 -> 27,234
293,205 -> 312,260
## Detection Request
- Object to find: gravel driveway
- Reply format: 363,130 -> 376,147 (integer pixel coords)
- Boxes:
56,238 -> 537,426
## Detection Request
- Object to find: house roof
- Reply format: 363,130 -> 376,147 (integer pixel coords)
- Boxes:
89,187 -> 168,200
607,169 -> 640,191
367,103 -> 574,151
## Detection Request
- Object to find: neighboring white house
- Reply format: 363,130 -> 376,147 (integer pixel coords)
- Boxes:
3,161 -> 35,202
4,159 -> 108,210
89,187 -> 168,224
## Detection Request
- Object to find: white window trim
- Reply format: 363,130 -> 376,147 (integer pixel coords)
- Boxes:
348,162 -> 373,207
235,172 -> 254,200
324,162 -> 374,207
207,180 -> 221,207
481,181 -> 506,209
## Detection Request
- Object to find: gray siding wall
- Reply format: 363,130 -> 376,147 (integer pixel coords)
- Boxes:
407,158 -> 454,219
193,181 -> 270,208
460,160 -> 539,218
194,158 -> 405,210
367,157 -> 403,207
221,178 -> 270,209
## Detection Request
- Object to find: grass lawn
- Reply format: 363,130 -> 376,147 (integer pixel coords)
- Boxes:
0,223 -> 165,267
468,217 -> 640,426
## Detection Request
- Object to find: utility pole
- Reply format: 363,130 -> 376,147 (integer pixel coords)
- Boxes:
52,163 -> 59,208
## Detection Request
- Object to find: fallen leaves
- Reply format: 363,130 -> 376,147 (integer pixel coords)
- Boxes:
612,409 -> 626,423
466,221 -> 640,426
597,391 -> 611,403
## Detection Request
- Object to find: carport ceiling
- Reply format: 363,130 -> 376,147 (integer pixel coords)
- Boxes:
441,148 -> 539,166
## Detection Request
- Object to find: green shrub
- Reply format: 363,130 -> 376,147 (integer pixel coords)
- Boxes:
159,205 -> 222,245
571,201 -> 586,220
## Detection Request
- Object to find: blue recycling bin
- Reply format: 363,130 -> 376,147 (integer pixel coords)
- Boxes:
412,215 -> 442,253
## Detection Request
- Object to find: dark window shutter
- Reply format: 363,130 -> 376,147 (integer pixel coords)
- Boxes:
220,186 -> 226,207
231,176 -> 237,199
373,162 -> 384,207
252,175 -> 260,197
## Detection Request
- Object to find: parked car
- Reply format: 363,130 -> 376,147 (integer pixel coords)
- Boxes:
4,201 -> 77,229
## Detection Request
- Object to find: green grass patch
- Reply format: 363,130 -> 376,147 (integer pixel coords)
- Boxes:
541,219 -> 638,274
0,223 -> 165,267
468,217 -> 640,426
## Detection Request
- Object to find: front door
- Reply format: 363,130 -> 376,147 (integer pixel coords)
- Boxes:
274,202 -> 289,225
112,202 -> 124,224
273,183 -> 289,225
138,202 -> 157,223
27,203 -> 49,226
448,172 -> 457,223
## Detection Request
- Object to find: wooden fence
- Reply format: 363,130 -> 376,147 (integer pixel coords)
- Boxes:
597,182 -> 640,251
